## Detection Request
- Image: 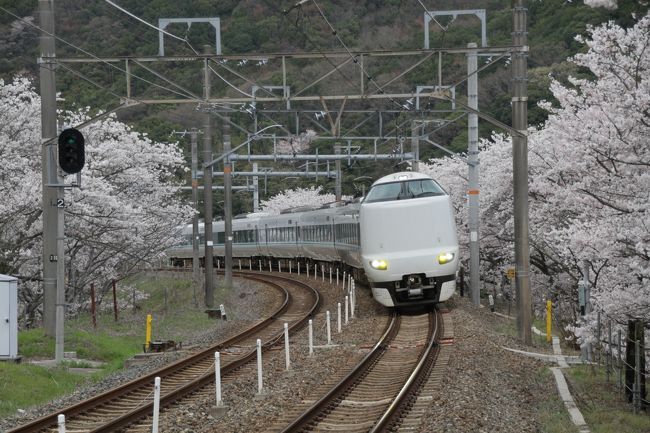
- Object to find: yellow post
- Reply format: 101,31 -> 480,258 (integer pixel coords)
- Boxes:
146,314 -> 152,351
546,300 -> 552,343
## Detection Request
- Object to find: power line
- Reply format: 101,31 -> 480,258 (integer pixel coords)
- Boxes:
260,0 -> 358,97
0,6 -> 200,102
307,0 -> 404,110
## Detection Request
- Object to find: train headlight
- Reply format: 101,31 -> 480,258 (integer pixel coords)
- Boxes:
437,252 -> 455,264
370,259 -> 388,270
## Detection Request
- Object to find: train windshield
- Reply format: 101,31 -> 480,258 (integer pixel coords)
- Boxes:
363,179 -> 446,203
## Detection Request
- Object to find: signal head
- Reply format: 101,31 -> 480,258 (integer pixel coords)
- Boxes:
58,128 -> 85,174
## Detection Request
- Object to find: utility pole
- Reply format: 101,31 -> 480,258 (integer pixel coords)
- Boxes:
252,162 -> 259,212
467,43 -> 481,306
335,145 -> 341,201
512,0 -> 532,344
410,122 -> 420,172
223,116 -> 233,288
190,128 -> 200,307
38,0 -> 58,337
202,45 -> 214,308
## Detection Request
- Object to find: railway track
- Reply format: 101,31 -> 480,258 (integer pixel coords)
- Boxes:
8,272 -> 320,433
274,309 -> 445,433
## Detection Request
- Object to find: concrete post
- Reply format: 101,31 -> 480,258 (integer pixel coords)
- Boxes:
512,0 -> 532,345
467,42 -> 480,306
335,145 -> 341,201
203,45 -> 214,308
253,163 -> 259,212
38,0 -> 59,339
223,116 -> 233,289
191,128 -> 200,306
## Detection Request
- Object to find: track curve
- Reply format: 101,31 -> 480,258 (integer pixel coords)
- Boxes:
8,272 -> 320,433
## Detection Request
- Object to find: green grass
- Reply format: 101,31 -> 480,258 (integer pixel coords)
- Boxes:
566,365 -> 650,433
1,273 -> 218,420
0,363 -> 89,418
534,368 -> 580,433
18,325 -> 142,369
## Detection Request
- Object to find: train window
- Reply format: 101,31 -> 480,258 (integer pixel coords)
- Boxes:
363,179 -> 445,203
217,232 -> 225,244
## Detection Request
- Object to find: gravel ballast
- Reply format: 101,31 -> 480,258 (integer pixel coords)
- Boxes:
1,272 -> 571,432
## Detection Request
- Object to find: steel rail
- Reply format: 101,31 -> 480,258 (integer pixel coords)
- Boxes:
279,312 -> 400,433
9,272 -> 319,433
89,273 -> 320,433
370,310 -> 443,432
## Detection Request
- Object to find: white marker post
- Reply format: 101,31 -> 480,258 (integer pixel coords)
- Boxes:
337,302 -> 342,333
284,322 -> 290,370
289,261 -> 292,274
326,311 -> 331,345
343,271 -> 347,292
345,296 -> 349,325
219,304 -> 226,321
269,261 -> 272,272
298,262 -> 301,275
336,268 -> 339,286
322,264 -> 325,282
256,339 -> 263,394
214,352 -> 223,407
238,259 -> 241,270
308,319 -> 314,356
249,259 -> 252,271
329,267 -> 332,284
152,377 -> 161,433
279,261 -> 281,273
351,280 -> 355,318
57,414 -> 65,433
307,263 -> 310,278
259,260 -> 262,271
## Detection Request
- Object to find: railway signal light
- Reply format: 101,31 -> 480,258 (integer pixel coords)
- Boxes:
58,128 -> 85,174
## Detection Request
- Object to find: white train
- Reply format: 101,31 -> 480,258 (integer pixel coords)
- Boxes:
168,171 -> 459,307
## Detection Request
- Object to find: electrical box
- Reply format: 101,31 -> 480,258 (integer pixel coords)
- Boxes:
0,274 -> 18,359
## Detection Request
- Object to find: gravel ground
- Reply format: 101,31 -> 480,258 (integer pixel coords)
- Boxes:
418,297 -> 565,433
1,272 -> 568,433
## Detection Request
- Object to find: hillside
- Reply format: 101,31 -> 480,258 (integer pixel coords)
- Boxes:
0,0 -> 648,209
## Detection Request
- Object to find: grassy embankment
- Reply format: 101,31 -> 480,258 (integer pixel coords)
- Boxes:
565,365 -> 650,433
0,273 -> 214,419
488,297 -> 649,433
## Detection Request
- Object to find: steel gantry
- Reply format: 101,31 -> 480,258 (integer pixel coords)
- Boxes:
38,2 -> 532,345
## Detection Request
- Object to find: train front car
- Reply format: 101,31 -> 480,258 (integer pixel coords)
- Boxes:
360,172 -> 459,307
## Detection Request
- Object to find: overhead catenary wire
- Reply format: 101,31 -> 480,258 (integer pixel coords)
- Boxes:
0,6 -> 202,103
260,0 -> 358,96
0,6 -> 269,150
307,0 -> 405,110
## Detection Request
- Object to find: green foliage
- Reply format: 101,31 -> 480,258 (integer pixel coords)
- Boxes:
0,0 -> 36,25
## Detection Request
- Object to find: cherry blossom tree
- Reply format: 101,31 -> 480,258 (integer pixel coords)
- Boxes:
534,13 -> 650,341
274,129 -> 317,155
258,186 -> 351,215
423,12 -> 650,347
0,77 -> 193,326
